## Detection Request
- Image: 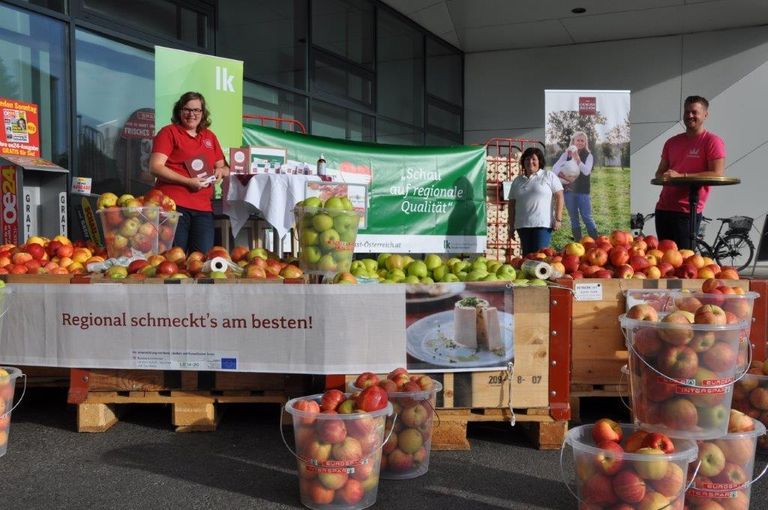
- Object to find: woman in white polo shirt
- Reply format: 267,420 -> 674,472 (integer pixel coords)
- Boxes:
508,147 -> 564,256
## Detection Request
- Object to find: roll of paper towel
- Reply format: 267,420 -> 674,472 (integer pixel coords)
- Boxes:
521,260 -> 552,281
202,256 -> 242,274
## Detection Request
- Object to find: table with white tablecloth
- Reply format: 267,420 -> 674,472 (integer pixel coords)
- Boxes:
222,174 -> 321,245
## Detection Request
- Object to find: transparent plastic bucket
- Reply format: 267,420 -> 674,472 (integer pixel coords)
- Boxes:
284,394 -> 393,510
561,423 -> 699,509
0,367 -> 26,458
685,417 -> 767,509
294,206 -> 362,277
732,370 -> 768,450
350,379 -> 442,480
621,314 -> 750,439
96,205 -> 160,258
157,211 -> 181,253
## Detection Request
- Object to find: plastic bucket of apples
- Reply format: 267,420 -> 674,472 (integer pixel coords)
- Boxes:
732,362 -> 768,450
349,368 -> 442,480
561,420 -> 699,509
294,199 -> 362,278
620,305 -> 751,440
96,205 -> 161,258
157,211 -> 181,253
685,411 -> 767,509
0,367 -> 26,458
283,387 -> 394,510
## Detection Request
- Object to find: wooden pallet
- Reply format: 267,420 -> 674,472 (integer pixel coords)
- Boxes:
77,389 -> 289,432
431,407 -> 567,451
569,383 -> 630,422
70,369 -> 313,432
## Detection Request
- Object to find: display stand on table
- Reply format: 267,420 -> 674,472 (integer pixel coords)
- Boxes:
651,175 -> 740,250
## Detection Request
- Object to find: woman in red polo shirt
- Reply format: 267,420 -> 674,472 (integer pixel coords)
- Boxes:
149,91 -> 229,254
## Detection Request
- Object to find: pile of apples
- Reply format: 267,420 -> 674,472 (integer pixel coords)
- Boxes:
352,253 -> 526,284
519,229 -> 741,280
685,410 -> 759,509
291,386 -> 389,507
624,299 -> 748,435
733,362 -> 768,450
0,368 -> 16,450
296,196 -> 359,274
575,418 -> 686,508
96,190 -> 178,258
351,368 -> 437,478
0,236 -> 106,275
101,245 -> 303,281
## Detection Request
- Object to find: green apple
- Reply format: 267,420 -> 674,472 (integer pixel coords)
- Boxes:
487,261 -> 502,274
446,257 -> 461,267
333,213 -> 358,236
339,197 -> 354,210
351,266 -> 369,278
323,196 -> 344,214
419,276 -> 434,284
387,268 -> 406,282
470,258 -> 487,272
350,260 -> 366,273
302,196 -> 322,209
300,228 -> 319,247
529,279 -> 547,286
406,260 -> 428,278
496,264 -> 516,280
318,229 -> 341,252
312,213 -> 334,232
466,269 -> 488,281
302,246 -> 322,265
386,254 -> 405,271
209,271 -> 227,279
377,268 -> 388,279
440,272 -> 460,282
247,248 -> 269,261
432,264 -> 448,281
482,273 -> 499,281
424,254 -> 443,271
457,271 -> 468,281
513,279 -> 529,286
317,254 -> 337,272
361,258 -> 378,273
105,265 -> 128,279
403,275 -> 420,284
450,260 -> 469,275
377,253 -> 392,267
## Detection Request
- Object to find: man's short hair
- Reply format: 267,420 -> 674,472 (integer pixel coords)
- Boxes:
684,95 -> 709,110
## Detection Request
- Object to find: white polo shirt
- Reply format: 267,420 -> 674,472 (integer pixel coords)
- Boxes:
509,169 -> 563,229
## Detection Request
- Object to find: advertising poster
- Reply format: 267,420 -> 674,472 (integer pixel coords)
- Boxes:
406,282 -> 514,372
154,46 -> 243,154
544,90 -> 631,248
243,124 -> 487,253
0,98 -> 40,157
120,108 -> 156,185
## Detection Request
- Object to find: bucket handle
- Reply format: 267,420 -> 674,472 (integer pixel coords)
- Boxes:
618,365 -> 633,413
279,405 -> 398,468
506,360 -> 516,427
1,373 -> 26,419
559,438 -> 701,508
621,324 -> 752,389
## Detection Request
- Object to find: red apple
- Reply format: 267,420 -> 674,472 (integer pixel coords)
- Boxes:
609,246 -> 630,267
594,440 -> 625,475
624,430 -> 649,453
355,385 -> 389,412
649,462 -> 684,498
657,345 -> 698,379
661,397 -> 698,430
627,304 -> 659,322
612,469 -> 646,503
702,341 -> 737,374
694,304 -> 727,325
320,389 -> 345,412
592,418 -> 622,444
640,432 -> 675,454
659,311 -> 694,346
582,473 -> 618,505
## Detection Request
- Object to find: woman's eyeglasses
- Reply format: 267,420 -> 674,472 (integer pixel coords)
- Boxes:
182,108 -> 202,115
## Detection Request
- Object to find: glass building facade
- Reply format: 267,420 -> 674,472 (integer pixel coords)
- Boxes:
0,0 -> 463,203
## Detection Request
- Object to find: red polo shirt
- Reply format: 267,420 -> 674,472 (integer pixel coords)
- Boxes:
151,123 -> 225,212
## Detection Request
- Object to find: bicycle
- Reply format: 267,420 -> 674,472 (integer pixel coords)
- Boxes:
629,212 -> 755,271
695,216 -> 755,271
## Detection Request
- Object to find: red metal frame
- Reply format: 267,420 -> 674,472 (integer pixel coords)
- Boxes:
483,138 -> 546,262
749,279 -> 767,362
242,114 -> 307,134
549,286 -> 572,421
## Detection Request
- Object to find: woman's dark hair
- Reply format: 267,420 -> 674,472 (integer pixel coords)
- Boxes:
171,91 -> 211,131
520,147 -> 545,169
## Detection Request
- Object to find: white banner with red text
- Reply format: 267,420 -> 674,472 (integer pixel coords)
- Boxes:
0,284 -> 406,374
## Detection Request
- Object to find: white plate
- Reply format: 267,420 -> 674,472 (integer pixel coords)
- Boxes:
406,309 -> 514,368
405,283 -> 466,304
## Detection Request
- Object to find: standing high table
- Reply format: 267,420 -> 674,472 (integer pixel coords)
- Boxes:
651,175 -> 740,250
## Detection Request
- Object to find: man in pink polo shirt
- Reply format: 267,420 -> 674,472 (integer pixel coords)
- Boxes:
654,95 -> 726,249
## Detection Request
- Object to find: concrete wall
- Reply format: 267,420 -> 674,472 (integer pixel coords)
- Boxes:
465,25 -> 768,264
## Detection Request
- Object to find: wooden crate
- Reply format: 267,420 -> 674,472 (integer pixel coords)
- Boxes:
68,369 -> 312,432
567,278 -> 753,387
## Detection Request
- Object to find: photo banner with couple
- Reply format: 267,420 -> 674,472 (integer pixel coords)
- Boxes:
544,89 -> 631,249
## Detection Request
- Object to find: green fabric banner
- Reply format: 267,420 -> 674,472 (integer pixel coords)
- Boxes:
243,124 -> 487,253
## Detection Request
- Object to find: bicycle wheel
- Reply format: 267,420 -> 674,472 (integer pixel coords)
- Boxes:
713,234 -> 755,271
695,239 -> 713,259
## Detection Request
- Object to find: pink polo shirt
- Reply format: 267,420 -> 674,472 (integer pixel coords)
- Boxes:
655,130 -> 726,214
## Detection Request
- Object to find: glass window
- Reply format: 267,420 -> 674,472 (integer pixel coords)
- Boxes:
243,81 -> 308,133
377,10 -> 423,126
14,0 -> 66,13
376,118 -> 422,146
312,0 -> 373,68
312,53 -> 372,107
75,29 -> 154,196
427,102 -> 461,135
426,131 -> 461,147
218,0 -> 307,91
311,101 -> 373,142
427,38 -> 462,106
0,4 -> 68,166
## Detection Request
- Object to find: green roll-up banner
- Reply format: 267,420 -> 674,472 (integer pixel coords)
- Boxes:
243,124 -> 487,254
154,46 -> 243,153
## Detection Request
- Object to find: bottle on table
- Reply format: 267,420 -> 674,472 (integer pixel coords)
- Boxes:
317,153 -> 331,182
